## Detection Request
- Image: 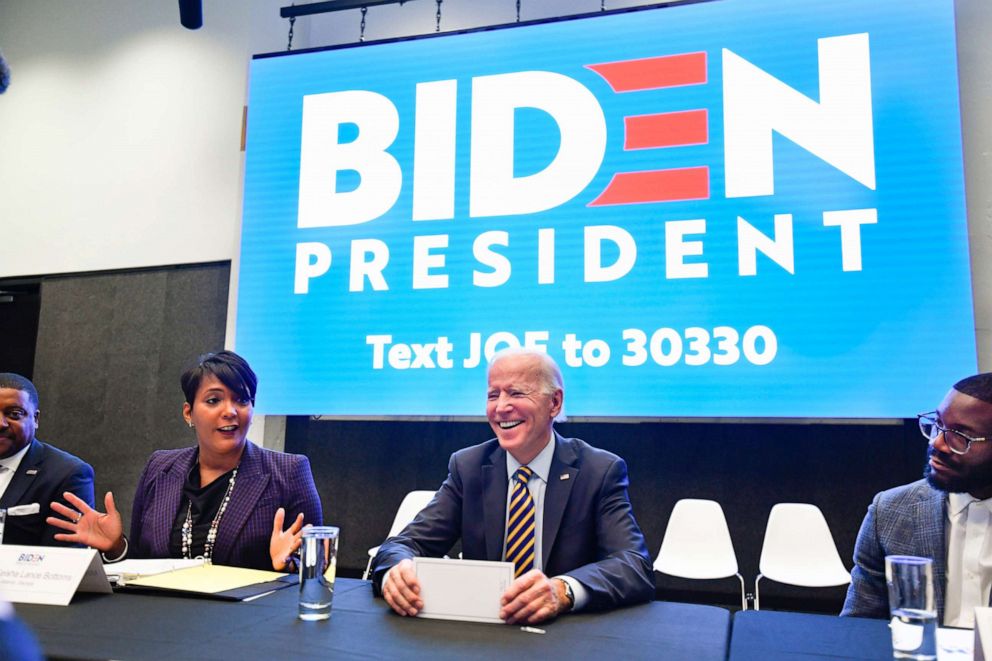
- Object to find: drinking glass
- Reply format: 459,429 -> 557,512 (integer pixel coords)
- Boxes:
885,555 -> 937,660
298,526 -> 338,621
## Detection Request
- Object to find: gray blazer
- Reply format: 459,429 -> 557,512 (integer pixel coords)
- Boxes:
841,479 -> 946,620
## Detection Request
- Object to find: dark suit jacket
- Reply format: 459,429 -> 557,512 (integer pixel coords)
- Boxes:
0,439 -> 94,547
128,441 -> 323,570
841,479 -> 947,620
372,433 -> 655,610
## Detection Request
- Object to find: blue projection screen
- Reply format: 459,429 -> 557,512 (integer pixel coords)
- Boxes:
237,0 -> 976,418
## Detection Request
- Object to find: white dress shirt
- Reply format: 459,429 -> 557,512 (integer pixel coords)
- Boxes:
944,492 -> 992,627
0,442 -> 31,500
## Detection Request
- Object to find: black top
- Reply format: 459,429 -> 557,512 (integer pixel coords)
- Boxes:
168,463 -> 236,559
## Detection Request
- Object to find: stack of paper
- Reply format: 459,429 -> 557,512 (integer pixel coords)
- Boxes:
121,563 -> 294,601
103,558 -> 205,585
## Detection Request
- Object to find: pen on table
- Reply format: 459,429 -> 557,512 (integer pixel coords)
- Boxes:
520,626 -> 546,634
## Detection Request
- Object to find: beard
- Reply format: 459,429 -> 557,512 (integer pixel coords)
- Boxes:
924,449 -> 992,495
925,462 -> 959,493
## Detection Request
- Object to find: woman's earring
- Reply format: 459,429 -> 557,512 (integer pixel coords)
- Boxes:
187,420 -> 194,428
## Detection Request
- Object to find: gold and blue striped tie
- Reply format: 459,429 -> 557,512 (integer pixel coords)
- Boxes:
505,466 -> 536,578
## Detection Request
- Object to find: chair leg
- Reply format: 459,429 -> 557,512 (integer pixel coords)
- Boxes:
362,556 -> 374,581
754,574 -> 763,610
735,573 -> 747,611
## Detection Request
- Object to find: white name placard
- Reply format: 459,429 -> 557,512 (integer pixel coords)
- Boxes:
976,608 -> 992,661
414,557 -> 514,624
0,545 -> 111,606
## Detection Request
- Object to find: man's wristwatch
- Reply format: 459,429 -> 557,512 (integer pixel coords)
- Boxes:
556,578 -> 575,612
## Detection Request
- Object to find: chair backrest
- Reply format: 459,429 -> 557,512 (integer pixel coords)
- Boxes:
758,503 -> 851,587
654,499 -> 739,580
386,490 -> 436,538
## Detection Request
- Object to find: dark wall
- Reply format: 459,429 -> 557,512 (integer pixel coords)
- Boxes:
290,416 -> 929,612
30,263 -> 230,527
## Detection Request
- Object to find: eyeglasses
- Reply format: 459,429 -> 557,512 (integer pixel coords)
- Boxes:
917,411 -> 989,455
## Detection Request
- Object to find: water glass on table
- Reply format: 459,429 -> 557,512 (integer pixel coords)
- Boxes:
885,555 -> 937,660
299,526 -> 339,621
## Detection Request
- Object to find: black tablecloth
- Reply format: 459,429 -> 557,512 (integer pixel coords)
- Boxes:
729,610 -> 892,661
15,578 -> 731,660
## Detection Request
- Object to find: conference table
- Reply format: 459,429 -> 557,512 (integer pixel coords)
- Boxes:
729,610 -> 894,660
15,578 -> 731,660
728,610 -> 975,661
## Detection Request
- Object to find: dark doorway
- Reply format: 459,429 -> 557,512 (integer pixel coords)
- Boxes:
0,281 -> 41,378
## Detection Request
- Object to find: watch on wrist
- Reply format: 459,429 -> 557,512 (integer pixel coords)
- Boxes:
557,578 -> 575,612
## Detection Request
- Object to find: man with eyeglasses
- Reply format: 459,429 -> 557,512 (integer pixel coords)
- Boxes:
841,372 -> 992,626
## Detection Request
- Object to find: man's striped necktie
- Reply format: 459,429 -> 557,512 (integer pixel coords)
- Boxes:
505,465 -> 537,578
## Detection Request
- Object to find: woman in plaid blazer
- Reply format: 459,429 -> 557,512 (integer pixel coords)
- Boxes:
47,351 -> 323,571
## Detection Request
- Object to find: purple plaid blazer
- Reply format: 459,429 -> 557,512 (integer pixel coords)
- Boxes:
128,441 -> 323,570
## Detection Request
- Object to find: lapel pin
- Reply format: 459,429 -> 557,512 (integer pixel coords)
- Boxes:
560,473 -> 569,481
26,469 -> 39,475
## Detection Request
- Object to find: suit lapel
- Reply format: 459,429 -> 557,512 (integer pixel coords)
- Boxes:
0,440 -> 44,509
482,444 -> 508,562
146,448 -> 195,556
542,433 -> 578,568
212,442 -> 269,564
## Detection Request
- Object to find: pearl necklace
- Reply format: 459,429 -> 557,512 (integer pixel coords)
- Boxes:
181,467 -> 238,562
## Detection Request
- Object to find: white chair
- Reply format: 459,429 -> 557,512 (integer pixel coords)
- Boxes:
362,490 -> 436,580
654,499 -> 747,610
754,503 -> 851,609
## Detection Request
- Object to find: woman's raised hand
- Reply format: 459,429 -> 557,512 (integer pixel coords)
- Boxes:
270,507 -> 306,572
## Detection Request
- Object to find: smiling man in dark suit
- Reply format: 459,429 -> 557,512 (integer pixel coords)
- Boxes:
0,372 -> 94,546
371,349 -> 654,625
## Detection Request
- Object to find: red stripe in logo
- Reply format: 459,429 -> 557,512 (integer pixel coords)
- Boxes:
586,52 -> 710,205
586,52 -> 707,92
589,167 -> 710,206
624,110 -> 708,150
